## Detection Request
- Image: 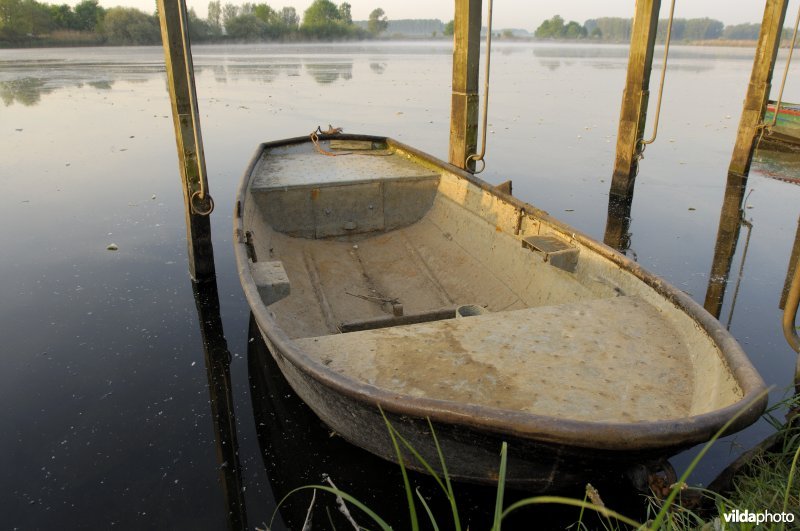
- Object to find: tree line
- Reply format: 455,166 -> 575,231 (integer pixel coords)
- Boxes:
535,15 -> 783,42
0,0 -> 389,46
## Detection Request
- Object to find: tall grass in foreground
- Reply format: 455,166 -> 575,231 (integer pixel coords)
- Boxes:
267,390 -> 792,530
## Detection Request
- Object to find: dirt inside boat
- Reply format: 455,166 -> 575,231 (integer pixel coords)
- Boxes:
239,137 -> 752,428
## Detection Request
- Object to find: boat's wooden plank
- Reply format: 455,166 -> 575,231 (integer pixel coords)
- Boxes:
354,231 -> 454,315
401,218 -> 524,311
296,296 -> 697,423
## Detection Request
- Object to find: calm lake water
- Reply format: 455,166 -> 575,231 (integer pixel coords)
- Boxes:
2,41 -> 800,529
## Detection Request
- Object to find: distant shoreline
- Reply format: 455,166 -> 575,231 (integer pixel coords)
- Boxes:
1,36 -> 770,50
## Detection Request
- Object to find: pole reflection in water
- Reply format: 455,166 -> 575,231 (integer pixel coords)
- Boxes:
246,316 -> 646,530
192,279 -> 248,531
704,172 -> 753,321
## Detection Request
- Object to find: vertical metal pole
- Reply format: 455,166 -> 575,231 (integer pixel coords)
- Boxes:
728,0 -> 789,177
609,0 -> 661,201
157,0 -> 216,281
449,0 -> 482,171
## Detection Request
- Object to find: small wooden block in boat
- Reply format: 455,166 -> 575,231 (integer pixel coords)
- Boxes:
250,260 -> 291,306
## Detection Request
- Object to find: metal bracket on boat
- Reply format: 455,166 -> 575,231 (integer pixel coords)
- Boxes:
521,235 -> 579,273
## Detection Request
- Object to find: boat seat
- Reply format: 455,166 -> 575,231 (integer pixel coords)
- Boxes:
295,295 -> 697,423
249,142 -> 440,238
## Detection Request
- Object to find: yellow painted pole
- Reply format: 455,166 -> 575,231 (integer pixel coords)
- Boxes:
449,0 -> 482,171
609,0 -> 661,201
157,0 -> 216,281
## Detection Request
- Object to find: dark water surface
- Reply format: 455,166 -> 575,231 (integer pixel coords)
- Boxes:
2,42 -> 800,529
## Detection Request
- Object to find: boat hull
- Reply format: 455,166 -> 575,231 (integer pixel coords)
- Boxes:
236,134 -> 767,489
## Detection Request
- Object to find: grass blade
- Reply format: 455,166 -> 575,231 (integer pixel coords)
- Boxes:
381,407 -> 419,531
780,434 -> 800,530
270,485 -> 393,531
491,442 -> 508,531
427,418 -> 462,531
649,388 -> 771,530
415,487 -> 441,531
501,496 -> 643,529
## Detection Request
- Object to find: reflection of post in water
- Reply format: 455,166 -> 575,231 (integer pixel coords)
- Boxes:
704,172 -> 752,320
604,195 -> 633,255
192,279 -> 248,531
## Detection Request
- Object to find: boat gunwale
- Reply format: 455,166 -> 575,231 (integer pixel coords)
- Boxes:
234,133 -> 767,452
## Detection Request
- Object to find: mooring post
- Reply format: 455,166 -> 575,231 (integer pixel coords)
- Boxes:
449,0 -> 482,171
609,0 -> 662,201
157,0 -> 216,281
728,0 -> 789,177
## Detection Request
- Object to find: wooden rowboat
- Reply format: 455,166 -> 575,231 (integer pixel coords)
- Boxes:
234,133 -> 766,489
762,101 -> 800,149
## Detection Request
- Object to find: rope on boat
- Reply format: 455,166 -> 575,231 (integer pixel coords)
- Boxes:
309,125 -> 393,157
635,0 -> 676,164
465,0 -> 494,174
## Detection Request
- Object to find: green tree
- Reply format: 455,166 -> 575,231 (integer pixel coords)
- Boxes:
225,12 -> 267,39
221,2 -> 238,32
722,23 -> 760,40
534,14 -> 564,38
563,20 -> 586,39
48,3 -> 76,30
278,6 -> 298,28
337,1 -> 351,24
102,6 -> 159,44
206,0 -> 221,34
301,0 -> 355,38
187,7 -> 215,40
443,19 -> 454,36
73,0 -> 103,31
302,0 -> 339,27
367,7 -> 387,36
252,2 -> 275,24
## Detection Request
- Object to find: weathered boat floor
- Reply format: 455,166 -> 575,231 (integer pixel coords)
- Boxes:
260,216 -> 697,424
296,296 -> 693,423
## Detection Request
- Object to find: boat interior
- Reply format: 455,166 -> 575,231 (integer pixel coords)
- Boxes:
241,138 -> 744,424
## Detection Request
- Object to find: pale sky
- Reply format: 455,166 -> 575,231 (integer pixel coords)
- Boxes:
79,0 -> 775,31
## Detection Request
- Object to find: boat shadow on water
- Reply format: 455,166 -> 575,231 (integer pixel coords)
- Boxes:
246,316 -> 653,530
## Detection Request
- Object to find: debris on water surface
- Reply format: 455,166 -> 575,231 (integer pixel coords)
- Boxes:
106,243 -> 119,251
688,207 -> 696,211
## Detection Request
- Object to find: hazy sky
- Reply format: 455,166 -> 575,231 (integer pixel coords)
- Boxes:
83,0 -> 773,30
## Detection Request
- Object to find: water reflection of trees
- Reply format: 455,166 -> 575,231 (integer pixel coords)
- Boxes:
1,78 -> 52,106
304,62 -> 353,84
370,62 -> 387,74
0,76 -> 117,106
209,63 -> 301,84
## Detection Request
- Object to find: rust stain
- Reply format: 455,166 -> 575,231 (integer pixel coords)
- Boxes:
310,188 -> 319,200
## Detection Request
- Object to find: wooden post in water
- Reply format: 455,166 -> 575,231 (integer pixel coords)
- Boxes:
609,0 -> 662,201
157,0 -> 216,281
449,0 -> 482,172
728,0 -> 789,177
